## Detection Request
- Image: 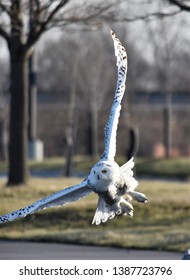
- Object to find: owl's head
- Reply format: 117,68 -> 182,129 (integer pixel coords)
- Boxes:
87,160 -> 120,191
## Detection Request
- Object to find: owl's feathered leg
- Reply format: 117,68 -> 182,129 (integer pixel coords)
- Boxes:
119,158 -> 148,203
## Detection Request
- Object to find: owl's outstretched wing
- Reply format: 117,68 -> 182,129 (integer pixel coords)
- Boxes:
0,180 -> 92,223
102,29 -> 127,160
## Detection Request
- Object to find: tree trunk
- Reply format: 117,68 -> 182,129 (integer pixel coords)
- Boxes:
163,106 -> 172,158
7,51 -> 29,186
64,58 -> 78,177
126,126 -> 139,160
90,109 -> 98,158
64,127 -> 75,177
88,103 -> 98,158
0,119 -> 8,161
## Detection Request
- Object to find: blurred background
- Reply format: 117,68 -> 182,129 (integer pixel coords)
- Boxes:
0,0 -> 190,166
0,0 -> 190,258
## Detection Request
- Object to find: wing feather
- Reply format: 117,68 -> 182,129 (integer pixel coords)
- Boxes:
0,180 -> 92,223
92,196 -> 115,225
102,29 -> 127,160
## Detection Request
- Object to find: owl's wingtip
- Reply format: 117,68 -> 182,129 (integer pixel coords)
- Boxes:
110,28 -> 115,37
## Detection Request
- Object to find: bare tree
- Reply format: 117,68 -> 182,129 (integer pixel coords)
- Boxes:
0,0 -> 73,185
0,0 -> 120,186
167,0 -> 190,12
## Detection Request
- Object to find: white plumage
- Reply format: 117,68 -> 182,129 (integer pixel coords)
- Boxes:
0,29 -> 148,225
102,30 -> 127,161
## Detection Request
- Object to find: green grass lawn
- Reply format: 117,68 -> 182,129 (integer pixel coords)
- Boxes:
136,157 -> 190,180
0,177 -> 190,252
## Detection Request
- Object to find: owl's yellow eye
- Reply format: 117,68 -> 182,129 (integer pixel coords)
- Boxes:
101,169 -> 107,174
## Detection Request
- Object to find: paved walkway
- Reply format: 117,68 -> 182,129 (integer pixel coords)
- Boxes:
0,240 -> 182,260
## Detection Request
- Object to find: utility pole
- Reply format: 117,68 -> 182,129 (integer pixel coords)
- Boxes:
164,93 -> 172,158
28,0 -> 44,161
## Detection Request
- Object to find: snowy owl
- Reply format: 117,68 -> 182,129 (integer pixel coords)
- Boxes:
0,30 -> 148,225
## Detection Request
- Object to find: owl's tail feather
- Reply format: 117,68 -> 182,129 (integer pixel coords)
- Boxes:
92,197 -> 114,225
92,196 -> 133,225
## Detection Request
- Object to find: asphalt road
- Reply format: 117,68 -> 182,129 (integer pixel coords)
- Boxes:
0,241 -> 182,260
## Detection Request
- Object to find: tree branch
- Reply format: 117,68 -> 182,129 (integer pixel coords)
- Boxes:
51,0 -> 183,29
0,2 -> 10,41
167,0 -> 190,12
55,2 -> 123,27
0,2 -> 11,16
43,0 -> 70,27
110,10 -> 181,22
0,25 -> 9,41
27,0 -> 70,49
60,7 -> 181,27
